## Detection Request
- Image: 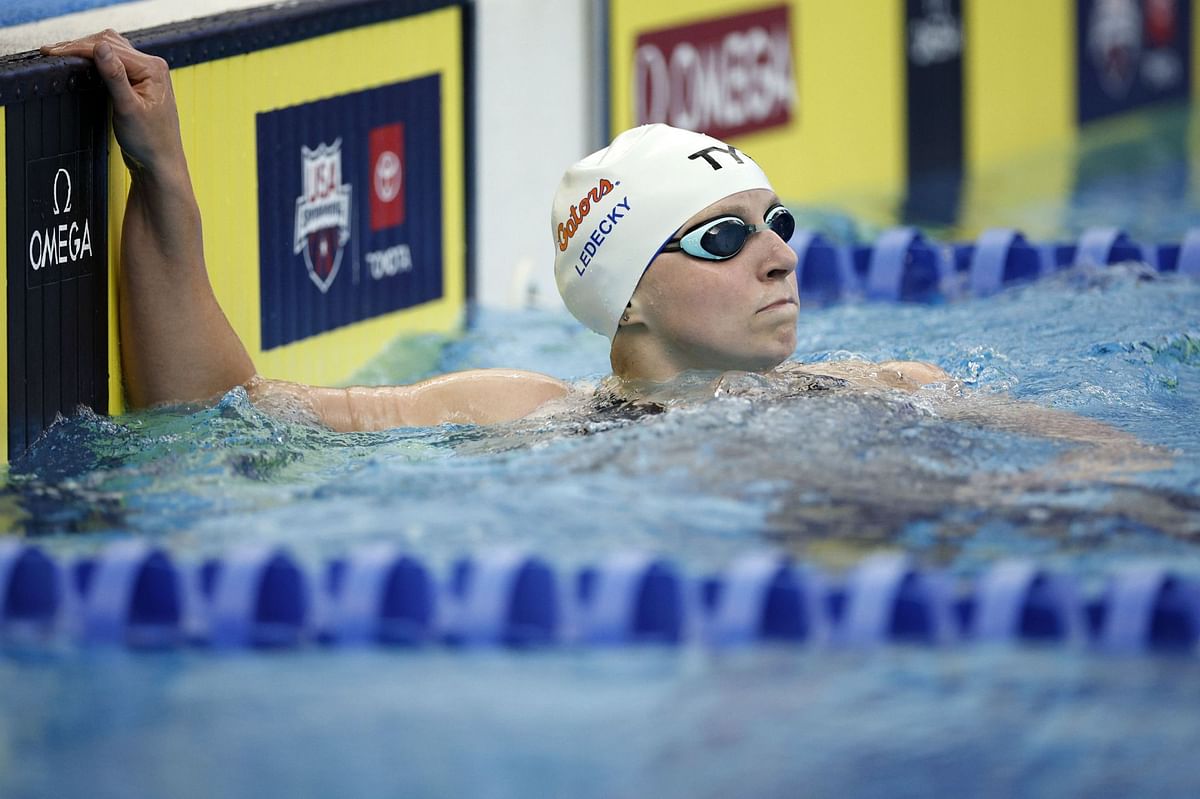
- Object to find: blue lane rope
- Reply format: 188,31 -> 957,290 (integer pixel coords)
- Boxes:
792,226 -> 1200,303
3,541 -> 1199,656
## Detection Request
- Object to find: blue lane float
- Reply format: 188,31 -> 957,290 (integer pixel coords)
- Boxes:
790,226 -> 1200,304
576,553 -> 687,645
2,541 -> 1200,657
703,553 -> 826,646
864,227 -> 946,302
325,544 -> 435,646
835,554 -> 957,646
202,546 -> 309,649
75,541 -> 186,648
791,231 -> 857,305
963,561 -> 1083,645
0,541 -> 60,638
963,229 -> 1044,297
446,551 -> 558,647
1179,229 -> 1200,277
1093,566 -> 1200,654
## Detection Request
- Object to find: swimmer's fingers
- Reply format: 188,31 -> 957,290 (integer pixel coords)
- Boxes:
44,32 -> 164,116
44,31 -> 181,172
40,28 -> 135,60
90,43 -> 142,115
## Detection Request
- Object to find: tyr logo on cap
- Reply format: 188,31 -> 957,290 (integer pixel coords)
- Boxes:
687,144 -> 746,171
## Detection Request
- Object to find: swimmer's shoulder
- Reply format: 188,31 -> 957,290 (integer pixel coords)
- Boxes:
875,360 -> 951,385
780,359 -> 952,392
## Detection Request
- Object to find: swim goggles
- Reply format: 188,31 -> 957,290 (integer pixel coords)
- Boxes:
660,205 -> 795,261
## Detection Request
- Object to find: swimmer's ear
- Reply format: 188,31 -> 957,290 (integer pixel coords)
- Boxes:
618,299 -> 646,328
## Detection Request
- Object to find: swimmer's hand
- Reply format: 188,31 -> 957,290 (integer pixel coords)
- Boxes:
41,30 -> 183,175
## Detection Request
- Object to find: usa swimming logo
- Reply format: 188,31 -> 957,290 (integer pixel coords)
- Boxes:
293,139 -> 352,293
257,75 -> 444,350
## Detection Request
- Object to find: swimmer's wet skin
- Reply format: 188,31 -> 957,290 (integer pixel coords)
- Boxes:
38,31 -> 1171,478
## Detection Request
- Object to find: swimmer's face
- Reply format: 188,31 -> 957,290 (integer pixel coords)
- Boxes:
624,188 -> 798,373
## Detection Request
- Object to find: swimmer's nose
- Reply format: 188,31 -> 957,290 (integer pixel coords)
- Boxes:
753,226 -> 798,281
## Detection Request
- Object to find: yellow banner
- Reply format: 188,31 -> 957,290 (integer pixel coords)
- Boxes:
963,0 -> 1075,173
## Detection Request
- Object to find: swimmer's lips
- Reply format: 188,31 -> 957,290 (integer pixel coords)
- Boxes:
756,297 -> 798,314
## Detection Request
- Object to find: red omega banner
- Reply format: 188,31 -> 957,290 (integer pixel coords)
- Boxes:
633,4 -> 797,140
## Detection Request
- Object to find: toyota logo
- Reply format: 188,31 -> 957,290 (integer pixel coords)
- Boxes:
374,150 -> 402,203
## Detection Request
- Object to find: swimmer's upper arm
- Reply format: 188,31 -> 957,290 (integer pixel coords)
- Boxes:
253,369 -> 569,432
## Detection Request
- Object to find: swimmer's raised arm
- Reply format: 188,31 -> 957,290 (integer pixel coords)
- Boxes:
41,32 -> 568,428
42,31 -> 255,408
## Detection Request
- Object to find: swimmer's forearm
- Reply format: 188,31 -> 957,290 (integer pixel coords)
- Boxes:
255,370 -> 569,431
938,396 -> 1138,447
120,155 -> 255,406
939,395 -> 1173,481
300,385 -> 419,431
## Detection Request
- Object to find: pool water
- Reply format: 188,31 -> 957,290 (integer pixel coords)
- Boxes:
0,0 -> 139,28
8,264 -> 1198,576
2,108 -> 1200,796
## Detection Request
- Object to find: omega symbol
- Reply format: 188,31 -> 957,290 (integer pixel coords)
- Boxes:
53,167 -> 72,215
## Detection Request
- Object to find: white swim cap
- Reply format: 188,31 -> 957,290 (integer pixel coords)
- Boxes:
552,124 -> 775,338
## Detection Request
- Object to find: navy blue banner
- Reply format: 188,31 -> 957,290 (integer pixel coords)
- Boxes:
256,75 -> 443,349
1077,0 -> 1192,123
6,89 -> 110,458
904,0 -> 964,226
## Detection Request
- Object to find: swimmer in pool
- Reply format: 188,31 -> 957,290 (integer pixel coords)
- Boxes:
40,32 -> 941,422
37,32 -> 1170,478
